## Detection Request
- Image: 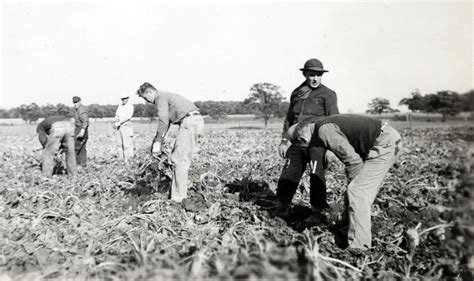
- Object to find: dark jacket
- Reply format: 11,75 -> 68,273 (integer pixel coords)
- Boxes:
282,82 -> 339,138
310,114 -> 382,159
74,104 -> 89,139
74,104 -> 89,130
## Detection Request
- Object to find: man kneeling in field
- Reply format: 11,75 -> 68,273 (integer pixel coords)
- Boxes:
37,116 -> 76,177
286,114 -> 402,250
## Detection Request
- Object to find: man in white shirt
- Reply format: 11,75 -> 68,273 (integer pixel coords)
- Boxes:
114,95 -> 134,161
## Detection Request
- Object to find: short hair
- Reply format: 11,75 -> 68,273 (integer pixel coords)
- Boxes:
137,82 -> 156,96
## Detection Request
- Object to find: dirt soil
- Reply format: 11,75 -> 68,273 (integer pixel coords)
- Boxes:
0,126 -> 472,280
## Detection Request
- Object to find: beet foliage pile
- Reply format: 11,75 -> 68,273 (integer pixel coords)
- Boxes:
0,126 -> 472,280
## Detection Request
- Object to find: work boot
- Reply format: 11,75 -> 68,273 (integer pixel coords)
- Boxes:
272,200 -> 291,219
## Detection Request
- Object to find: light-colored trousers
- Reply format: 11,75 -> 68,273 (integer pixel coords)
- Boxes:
347,124 -> 402,249
170,115 -> 204,202
116,122 -> 134,161
42,121 -> 76,177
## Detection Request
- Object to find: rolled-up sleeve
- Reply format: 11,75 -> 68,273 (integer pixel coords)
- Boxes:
155,97 -> 170,143
318,123 -> 362,180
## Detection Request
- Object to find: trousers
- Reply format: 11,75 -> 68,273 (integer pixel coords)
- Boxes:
347,124 -> 402,249
169,115 -> 204,202
42,121 -> 76,177
74,127 -> 88,167
116,122 -> 134,161
276,144 -> 329,209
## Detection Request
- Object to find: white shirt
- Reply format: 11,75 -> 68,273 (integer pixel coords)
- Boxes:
115,102 -> 134,125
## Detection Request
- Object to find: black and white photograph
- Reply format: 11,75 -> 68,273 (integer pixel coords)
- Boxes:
1,0 -> 472,280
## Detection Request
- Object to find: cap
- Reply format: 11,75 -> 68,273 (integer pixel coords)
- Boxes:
121,95 -> 129,100
299,58 -> 329,72
72,96 -> 81,103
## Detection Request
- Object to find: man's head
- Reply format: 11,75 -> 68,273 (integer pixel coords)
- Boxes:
72,96 -> 82,109
287,122 -> 315,148
136,82 -> 157,103
300,59 -> 328,89
121,96 -> 129,105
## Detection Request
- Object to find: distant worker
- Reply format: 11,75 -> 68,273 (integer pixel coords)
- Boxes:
275,58 -> 339,222
287,114 -> 402,250
37,116 -> 76,177
72,96 -> 89,168
136,82 -> 204,202
114,95 -> 135,161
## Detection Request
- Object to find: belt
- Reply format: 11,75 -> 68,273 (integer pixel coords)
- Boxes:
184,111 -> 201,118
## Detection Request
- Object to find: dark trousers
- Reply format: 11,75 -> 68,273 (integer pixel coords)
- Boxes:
277,144 -> 329,209
74,127 -> 88,167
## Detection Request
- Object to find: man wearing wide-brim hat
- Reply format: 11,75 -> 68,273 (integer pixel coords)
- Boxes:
274,58 -> 340,223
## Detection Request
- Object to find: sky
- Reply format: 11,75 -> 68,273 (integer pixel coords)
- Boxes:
1,1 -> 472,113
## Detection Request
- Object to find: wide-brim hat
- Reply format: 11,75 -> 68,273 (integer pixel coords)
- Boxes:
300,58 -> 329,72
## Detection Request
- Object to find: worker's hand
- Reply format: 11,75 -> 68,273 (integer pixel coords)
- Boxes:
113,122 -> 120,130
77,129 -> 85,139
151,142 -> 162,157
278,139 -> 291,158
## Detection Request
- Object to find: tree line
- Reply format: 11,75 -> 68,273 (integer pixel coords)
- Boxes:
0,83 -> 290,126
363,89 -> 472,121
398,89 -> 473,121
1,85 -> 471,124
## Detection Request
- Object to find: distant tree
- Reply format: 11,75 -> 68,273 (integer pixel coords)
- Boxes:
133,104 -> 145,118
461,90 -> 474,111
245,83 -> 285,128
424,91 -> 463,122
143,104 -> 158,122
399,89 -> 426,112
88,104 -> 107,120
366,97 -> 396,115
8,107 -> 20,118
194,101 -> 228,121
19,103 -> 42,123
41,104 -> 58,117
0,109 -> 11,118
55,103 -> 73,117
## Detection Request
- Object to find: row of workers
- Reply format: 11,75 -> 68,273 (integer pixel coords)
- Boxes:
37,58 -> 401,251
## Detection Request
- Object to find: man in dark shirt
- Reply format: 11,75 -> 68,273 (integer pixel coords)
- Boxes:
73,96 -> 89,167
288,114 -> 402,250
136,82 -> 204,202
37,116 -> 76,176
275,58 -> 339,221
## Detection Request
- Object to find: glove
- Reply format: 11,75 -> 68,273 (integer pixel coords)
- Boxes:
113,122 -> 120,130
278,139 -> 291,158
151,142 -> 162,156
